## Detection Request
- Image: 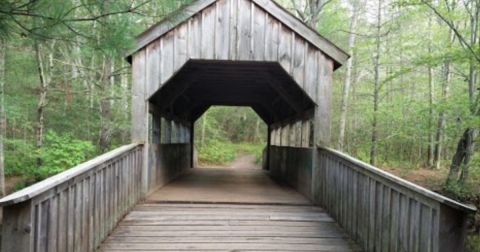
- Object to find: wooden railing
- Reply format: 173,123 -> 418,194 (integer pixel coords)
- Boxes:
315,147 -> 476,252
0,144 -> 143,252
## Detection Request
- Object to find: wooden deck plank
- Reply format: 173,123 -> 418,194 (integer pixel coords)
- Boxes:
98,203 -> 361,252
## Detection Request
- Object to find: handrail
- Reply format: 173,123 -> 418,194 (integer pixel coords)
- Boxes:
0,143 -> 141,207
318,146 -> 476,213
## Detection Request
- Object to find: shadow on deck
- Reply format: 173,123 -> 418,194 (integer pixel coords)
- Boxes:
99,167 -> 362,251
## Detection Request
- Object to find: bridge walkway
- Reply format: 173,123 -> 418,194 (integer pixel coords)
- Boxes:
99,167 -> 362,251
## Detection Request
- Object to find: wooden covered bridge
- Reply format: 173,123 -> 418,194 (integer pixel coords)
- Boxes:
0,0 -> 476,251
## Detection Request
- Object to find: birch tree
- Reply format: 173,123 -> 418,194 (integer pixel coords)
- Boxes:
337,0 -> 362,151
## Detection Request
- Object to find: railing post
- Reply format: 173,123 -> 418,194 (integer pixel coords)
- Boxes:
2,200 -> 33,252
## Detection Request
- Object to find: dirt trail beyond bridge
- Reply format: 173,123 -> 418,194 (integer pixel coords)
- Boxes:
229,154 -> 260,169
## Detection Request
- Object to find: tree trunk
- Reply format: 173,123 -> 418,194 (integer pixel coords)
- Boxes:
99,57 -> 113,153
337,1 -> 360,151
433,60 -> 450,169
446,128 -> 478,186
34,42 -> 52,168
254,119 -> 260,143
427,16 -> 435,168
444,0 -> 479,188
0,39 -> 6,196
370,0 -> 382,166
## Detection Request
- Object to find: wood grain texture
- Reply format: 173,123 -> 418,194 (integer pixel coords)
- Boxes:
99,203 -> 361,252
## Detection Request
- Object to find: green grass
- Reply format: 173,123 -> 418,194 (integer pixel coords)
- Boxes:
196,140 -> 265,166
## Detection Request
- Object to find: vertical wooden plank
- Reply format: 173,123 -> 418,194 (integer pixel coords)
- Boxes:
315,52 -> 333,146
38,200 -> 49,252
201,4 -> 215,59
381,186 -> 392,251
67,186 -> 75,252
102,168 -> 108,242
278,25 -> 292,73
74,181 -> 83,252
410,199 -> 421,252
253,4 -> 266,61
131,51 -> 146,143
431,207 -> 439,252
146,40 -> 160,97
345,165 -> 351,233
265,14 -> 279,61
301,120 -> 310,147
1,201 -> 34,251
82,178 -> 89,251
88,173 -> 95,251
293,37 -> 305,88
399,194 -> 410,251
419,204 -> 433,252
215,0 -> 230,60
368,178 -> 376,251
47,196 -> 58,252
374,183 -> 383,250
237,0 -> 252,60
57,190 -> 68,252
305,45 -> 318,101
94,171 -> 101,247
188,15 -> 202,59
160,32 -> 174,84
229,0 -> 238,60
175,25 -> 188,70
390,190 -> 400,252
289,123 -> 296,147
165,120 -> 172,143
352,169 -> 358,240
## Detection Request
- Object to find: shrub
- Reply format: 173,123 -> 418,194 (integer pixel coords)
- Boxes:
35,131 -> 96,180
4,138 -> 35,176
197,139 -> 236,164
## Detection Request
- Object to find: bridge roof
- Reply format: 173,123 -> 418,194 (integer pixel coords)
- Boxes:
126,0 -> 349,69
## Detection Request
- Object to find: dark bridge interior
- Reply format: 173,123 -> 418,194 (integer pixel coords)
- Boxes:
149,60 -> 316,124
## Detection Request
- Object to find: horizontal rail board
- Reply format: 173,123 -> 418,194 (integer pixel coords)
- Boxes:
0,144 -> 141,206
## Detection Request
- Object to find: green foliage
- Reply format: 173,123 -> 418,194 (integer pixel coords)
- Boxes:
34,131 -> 96,180
194,106 -> 267,166
12,180 -> 27,192
4,139 -> 35,176
196,140 -> 266,166
197,139 -> 237,164
468,235 -> 480,252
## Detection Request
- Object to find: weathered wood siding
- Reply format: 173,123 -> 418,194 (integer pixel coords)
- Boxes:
269,146 -> 313,199
147,143 -> 191,193
1,144 -> 143,252
146,109 -> 192,193
137,0 -> 334,104
314,147 -> 474,252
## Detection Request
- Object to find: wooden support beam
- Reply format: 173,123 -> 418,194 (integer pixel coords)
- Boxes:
164,120 -> 172,144
301,120 -> 310,147
266,80 -> 303,113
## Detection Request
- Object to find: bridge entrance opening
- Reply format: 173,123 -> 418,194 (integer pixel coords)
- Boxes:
193,106 -> 267,169
144,60 -> 317,204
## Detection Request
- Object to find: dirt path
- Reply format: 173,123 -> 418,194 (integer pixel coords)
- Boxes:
229,154 -> 260,169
